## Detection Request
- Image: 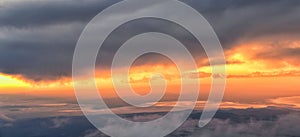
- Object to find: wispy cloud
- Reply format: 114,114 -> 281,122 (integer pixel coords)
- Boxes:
0,114 -> 14,122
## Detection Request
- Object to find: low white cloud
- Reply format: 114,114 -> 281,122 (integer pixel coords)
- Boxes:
83,130 -> 106,137
51,118 -> 70,128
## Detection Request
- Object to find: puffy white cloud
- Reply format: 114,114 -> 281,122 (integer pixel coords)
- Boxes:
51,118 -> 70,128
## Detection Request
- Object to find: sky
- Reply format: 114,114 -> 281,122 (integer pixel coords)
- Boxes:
0,0 -> 300,105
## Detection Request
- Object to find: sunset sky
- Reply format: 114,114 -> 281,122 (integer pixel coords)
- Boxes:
0,0 -> 300,105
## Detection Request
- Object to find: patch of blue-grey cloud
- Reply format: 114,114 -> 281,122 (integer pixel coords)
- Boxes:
189,113 -> 300,137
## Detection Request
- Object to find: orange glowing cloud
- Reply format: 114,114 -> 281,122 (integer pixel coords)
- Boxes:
1,37 -> 300,102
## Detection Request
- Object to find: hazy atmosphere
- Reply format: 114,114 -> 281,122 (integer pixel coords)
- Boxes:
0,0 -> 300,137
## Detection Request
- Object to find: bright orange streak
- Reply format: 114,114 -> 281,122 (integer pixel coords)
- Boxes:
0,74 -> 31,88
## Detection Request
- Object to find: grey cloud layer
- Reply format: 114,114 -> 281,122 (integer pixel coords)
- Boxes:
190,113 -> 300,137
81,112 -> 300,137
0,0 -> 118,28
0,0 -> 299,81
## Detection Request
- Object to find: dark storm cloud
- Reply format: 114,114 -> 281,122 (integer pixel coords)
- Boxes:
186,0 -> 300,48
0,0 -> 120,81
0,0 -> 119,28
0,0 -> 299,81
0,22 -> 83,81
